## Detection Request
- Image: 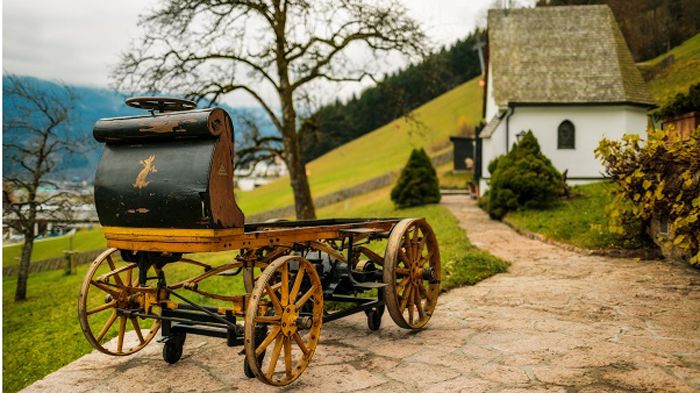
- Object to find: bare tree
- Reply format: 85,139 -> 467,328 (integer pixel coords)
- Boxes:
3,74 -> 80,301
113,0 -> 427,219
234,111 -> 285,177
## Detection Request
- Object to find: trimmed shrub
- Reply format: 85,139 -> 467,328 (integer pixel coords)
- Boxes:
391,148 -> 441,208
486,131 -> 563,219
596,127 -> 700,265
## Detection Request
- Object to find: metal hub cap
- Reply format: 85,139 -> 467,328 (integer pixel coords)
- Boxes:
281,305 -> 299,336
410,264 -> 423,282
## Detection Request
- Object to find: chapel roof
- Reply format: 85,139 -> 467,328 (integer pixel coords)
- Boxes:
488,5 -> 655,107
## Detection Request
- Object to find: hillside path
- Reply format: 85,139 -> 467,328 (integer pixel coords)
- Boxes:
23,195 -> 700,393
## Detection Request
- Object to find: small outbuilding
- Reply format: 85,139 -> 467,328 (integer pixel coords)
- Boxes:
478,5 -> 656,195
449,135 -> 475,171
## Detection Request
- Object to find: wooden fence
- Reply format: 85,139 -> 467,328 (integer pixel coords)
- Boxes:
3,249 -> 104,277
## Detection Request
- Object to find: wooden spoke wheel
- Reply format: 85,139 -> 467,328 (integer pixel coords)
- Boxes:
244,255 -> 324,386
78,248 -> 162,356
383,219 -> 441,329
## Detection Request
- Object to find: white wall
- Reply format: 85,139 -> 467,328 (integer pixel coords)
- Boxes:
479,59 -> 500,195
479,105 -> 649,194
478,116 -> 507,195
484,61 -> 498,120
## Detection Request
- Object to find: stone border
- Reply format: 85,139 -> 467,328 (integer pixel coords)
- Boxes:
246,172 -> 399,222
248,150 -> 452,222
502,217 -> 663,260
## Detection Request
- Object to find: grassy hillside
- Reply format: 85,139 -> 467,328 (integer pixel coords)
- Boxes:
638,33 -> 700,106
2,229 -> 106,266
237,77 -> 483,214
3,78 -> 482,264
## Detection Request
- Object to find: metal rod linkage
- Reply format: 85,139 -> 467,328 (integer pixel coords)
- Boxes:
165,288 -> 239,330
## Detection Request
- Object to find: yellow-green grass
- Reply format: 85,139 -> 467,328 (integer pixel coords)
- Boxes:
3,185 -> 506,393
506,182 -> 644,250
236,77 -> 483,214
638,33 -> 700,106
2,229 -> 107,267
436,162 -> 473,190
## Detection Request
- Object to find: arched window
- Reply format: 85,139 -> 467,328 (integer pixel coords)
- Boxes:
557,120 -> 575,149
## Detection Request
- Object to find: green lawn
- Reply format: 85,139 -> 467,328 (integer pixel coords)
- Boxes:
3,184 -> 506,393
237,77 -> 483,214
4,268 -> 97,393
638,33 -> 700,106
505,182 -> 642,250
2,229 -> 107,266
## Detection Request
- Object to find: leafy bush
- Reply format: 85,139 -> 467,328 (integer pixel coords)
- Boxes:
603,195 -> 651,247
486,131 -> 563,220
477,189 -> 490,211
391,148 -> 441,208
596,128 -> 700,265
656,82 -> 700,120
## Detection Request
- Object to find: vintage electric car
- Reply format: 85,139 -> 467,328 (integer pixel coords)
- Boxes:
78,97 -> 441,386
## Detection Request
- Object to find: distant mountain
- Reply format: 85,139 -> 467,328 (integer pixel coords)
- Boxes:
2,75 -> 275,182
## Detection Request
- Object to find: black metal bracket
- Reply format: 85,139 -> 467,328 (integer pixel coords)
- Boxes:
165,288 -> 239,331
323,296 -> 380,323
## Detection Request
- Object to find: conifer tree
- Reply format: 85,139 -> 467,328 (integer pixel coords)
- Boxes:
391,148 -> 441,208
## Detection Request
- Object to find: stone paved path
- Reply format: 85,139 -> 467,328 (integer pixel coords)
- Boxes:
24,196 -> 700,393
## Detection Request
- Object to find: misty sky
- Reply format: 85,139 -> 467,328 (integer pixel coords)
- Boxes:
2,0 -> 532,106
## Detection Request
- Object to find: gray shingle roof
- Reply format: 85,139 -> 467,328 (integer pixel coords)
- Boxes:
488,5 -> 655,107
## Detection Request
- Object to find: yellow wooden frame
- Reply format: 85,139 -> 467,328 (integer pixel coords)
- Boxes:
102,221 -> 397,253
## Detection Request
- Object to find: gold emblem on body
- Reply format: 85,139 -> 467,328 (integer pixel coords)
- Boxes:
133,155 -> 157,189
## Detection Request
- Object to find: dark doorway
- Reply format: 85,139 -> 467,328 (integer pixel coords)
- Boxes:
450,136 -> 475,171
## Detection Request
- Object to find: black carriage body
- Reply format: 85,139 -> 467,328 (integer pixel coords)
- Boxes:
93,108 -> 244,229
95,140 -> 215,228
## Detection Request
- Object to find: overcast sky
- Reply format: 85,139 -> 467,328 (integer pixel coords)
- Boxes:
2,0 -> 531,106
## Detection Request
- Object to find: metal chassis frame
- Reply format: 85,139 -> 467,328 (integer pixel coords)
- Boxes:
151,290 -> 384,348
122,218 -> 396,350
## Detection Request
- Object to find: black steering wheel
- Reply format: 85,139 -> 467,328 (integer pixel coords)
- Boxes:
125,96 -> 197,113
